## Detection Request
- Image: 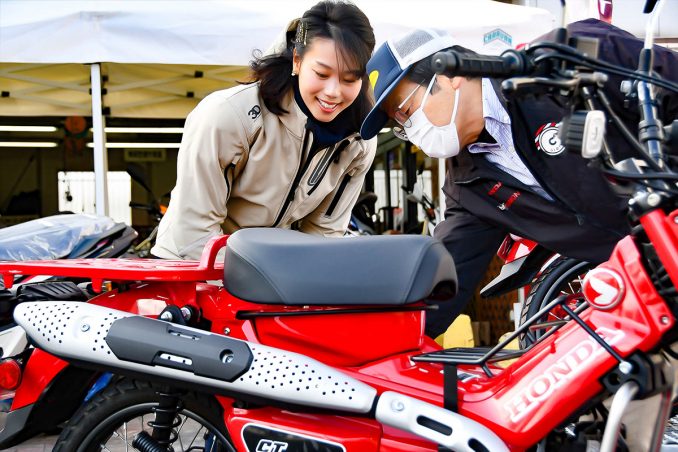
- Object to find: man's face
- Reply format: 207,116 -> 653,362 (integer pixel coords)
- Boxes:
382,76 -> 458,128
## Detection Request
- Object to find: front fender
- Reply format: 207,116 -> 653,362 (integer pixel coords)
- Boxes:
481,245 -> 553,298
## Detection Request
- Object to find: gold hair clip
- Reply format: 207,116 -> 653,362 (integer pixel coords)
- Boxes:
295,20 -> 307,47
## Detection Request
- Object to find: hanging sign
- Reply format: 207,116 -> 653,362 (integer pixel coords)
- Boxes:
124,149 -> 166,162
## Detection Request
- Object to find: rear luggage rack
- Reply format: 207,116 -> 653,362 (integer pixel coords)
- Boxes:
413,294 -> 588,377
0,236 -> 229,292
413,347 -> 524,365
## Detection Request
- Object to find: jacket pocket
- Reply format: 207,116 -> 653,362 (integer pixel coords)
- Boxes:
324,174 -> 351,217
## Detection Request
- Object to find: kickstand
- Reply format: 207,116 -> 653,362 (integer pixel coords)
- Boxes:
600,381 -> 638,452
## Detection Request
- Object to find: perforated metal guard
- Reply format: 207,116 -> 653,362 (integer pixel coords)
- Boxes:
14,302 -> 376,413
17,301 -> 125,357
239,345 -> 361,401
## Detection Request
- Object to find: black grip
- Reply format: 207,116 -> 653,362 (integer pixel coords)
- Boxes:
129,201 -> 154,211
432,49 -> 529,78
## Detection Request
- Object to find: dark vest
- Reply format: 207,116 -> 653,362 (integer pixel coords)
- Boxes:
441,80 -> 630,265
441,20 -> 678,262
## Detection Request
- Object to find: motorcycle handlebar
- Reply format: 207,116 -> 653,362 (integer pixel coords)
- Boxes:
129,201 -> 156,212
431,49 -> 531,79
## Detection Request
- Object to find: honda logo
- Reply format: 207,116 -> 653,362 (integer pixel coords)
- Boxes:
582,268 -> 625,310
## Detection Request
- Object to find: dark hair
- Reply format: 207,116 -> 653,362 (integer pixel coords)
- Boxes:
407,45 -> 479,94
249,0 -> 375,128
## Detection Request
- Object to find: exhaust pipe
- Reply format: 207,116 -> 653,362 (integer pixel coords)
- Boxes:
14,302 -> 509,451
13,301 -> 376,413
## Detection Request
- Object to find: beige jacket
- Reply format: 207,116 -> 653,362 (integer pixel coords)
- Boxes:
152,83 -> 377,260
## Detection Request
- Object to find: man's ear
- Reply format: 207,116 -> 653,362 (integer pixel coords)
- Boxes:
437,75 -> 460,92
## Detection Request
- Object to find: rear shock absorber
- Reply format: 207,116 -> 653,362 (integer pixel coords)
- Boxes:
132,387 -> 183,451
132,431 -> 167,452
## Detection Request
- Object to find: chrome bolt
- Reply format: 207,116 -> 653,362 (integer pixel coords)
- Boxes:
391,399 -> 405,412
80,324 -> 90,332
620,80 -> 633,95
674,217 -> 678,225
647,193 -> 661,207
223,327 -> 231,335
159,312 -> 173,321
221,351 -> 234,364
661,316 -> 670,325
618,361 -> 633,374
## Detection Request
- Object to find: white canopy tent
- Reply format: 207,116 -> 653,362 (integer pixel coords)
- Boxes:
0,0 -> 556,215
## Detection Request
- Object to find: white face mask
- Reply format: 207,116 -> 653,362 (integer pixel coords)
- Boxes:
400,75 -> 461,159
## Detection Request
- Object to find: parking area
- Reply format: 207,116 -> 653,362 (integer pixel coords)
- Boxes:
0,412 -> 55,451
1,435 -> 55,451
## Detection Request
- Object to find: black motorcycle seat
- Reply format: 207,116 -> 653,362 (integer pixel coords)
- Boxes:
224,228 -> 457,305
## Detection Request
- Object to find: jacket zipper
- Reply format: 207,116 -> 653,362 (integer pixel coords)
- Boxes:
324,174 -> 352,217
307,144 -> 337,189
307,139 -> 351,196
272,126 -> 313,227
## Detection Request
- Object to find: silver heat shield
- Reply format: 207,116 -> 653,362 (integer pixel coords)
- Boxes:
14,301 -> 377,413
376,391 -> 509,452
15,301 -> 510,451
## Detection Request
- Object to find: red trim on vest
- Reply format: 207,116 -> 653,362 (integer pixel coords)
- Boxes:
505,191 -> 521,209
488,181 -> 502,196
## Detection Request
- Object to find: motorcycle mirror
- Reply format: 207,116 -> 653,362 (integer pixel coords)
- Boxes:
643,0 -> 665,50
643,0 -> 659,13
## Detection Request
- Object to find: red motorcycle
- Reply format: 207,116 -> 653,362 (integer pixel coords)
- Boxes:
1,3 -> 678,451
3,197 -> 676,451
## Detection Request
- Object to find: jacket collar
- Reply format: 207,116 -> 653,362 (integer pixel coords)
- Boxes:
277,87 -> 362,146
279,88 -> 308,140
482,78 -> 511,125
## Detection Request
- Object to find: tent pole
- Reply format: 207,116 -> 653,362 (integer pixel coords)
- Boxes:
90,63 -> 109,217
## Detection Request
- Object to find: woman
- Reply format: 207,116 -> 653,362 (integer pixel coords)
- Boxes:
152,0 -> 376,260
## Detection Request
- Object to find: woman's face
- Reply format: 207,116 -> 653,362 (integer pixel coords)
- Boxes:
293,37 -> 363,123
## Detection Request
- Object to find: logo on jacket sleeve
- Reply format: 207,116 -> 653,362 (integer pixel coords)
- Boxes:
534,122 -> 565,156
248,105 -> 261,120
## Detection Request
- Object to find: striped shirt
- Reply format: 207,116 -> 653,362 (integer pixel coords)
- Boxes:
467,78 -> 552,200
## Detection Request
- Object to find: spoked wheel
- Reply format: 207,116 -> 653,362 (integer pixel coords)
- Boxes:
53,378 -> 235,452
519,257 -> 596,348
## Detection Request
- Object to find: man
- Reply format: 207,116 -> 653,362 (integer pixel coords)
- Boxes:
360,23 -> 678,338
